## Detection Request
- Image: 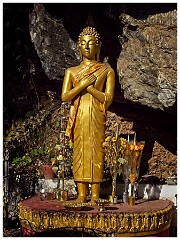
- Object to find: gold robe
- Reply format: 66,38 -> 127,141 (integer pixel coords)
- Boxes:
65,62 -> 110,183
73,87 -> 106,183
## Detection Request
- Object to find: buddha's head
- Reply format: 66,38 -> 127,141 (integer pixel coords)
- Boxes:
78,27 -> 101,61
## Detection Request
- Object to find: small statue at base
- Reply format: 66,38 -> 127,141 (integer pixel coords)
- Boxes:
61,27 -> 115,203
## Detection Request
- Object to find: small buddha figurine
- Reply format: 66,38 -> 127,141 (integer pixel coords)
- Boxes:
61,27 -> 115,203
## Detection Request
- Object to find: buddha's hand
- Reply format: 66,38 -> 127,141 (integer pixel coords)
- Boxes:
80,74 -> 97,87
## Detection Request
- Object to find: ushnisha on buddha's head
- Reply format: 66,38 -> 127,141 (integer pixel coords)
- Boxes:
78,27 -> 101,61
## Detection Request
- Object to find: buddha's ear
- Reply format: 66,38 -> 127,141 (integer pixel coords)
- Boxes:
96,42 -> 101,61
78,43 -> 83,61
79,49 -> 83,61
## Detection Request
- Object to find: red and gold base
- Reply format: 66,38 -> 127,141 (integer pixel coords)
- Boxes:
18,195 -> 174,237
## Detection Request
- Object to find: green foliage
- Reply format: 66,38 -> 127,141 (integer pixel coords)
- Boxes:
118,157 -> 126,165
54,121 -> 60,128
31,146 -> 51,160
12,154 -> 32,167
7,131 -> 16,137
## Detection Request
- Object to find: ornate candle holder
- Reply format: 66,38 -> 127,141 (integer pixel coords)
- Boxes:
56,161 -> 67,201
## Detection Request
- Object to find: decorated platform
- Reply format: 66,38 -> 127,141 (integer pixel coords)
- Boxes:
18,195 -> 174,237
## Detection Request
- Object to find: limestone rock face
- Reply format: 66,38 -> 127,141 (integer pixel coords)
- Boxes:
148,141 -> 176,180
29,4 -> 79,81
117,10 -> 177,111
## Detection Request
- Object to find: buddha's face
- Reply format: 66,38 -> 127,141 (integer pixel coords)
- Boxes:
79,35 -> 98,60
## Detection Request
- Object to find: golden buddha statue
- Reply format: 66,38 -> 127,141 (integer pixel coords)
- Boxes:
61,27 -> 115,203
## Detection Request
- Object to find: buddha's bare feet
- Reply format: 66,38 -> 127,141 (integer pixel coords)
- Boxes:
90,196 -> 99,204
76,196 -> 87,203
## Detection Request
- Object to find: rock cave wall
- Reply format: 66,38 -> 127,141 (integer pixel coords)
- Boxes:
29,3 -> 177,180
